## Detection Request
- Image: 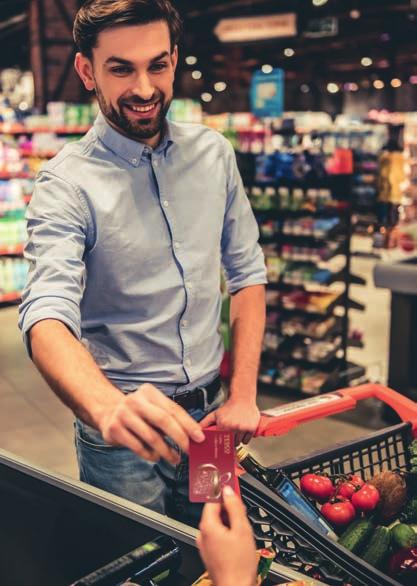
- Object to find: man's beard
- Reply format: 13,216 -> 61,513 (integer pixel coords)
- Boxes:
95,84 -> 171,142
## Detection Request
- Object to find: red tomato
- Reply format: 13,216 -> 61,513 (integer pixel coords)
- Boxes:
321,498 -> 356,527
300,473 -> 334,503
337,474 -> 365,499
351,484 -> 380,512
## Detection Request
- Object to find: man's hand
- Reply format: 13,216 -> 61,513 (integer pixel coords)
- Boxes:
97,383 -> 205,465
196,486 -> 257,586
199,397 -> 260,444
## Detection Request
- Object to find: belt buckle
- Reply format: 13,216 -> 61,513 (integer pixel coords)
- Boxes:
197,386 -> 209,410
174,389 -> 193,404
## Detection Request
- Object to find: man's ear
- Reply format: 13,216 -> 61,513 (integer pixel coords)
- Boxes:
74,52 -> 95,91
171,45 -> 178,73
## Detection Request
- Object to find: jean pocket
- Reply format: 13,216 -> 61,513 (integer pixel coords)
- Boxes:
75,420 -> 122,452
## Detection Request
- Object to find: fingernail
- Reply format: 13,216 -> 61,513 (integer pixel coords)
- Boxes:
193,429 -> 205,442
223,485 -> 234,497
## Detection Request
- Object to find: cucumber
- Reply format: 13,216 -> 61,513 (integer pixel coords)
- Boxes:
391,523 -> 417,549
400,497 -> 417,523
339,519 -> 375,554
360,526 -> 391,569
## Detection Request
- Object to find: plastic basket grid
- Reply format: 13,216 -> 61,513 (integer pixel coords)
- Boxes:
240,422 -> 413,586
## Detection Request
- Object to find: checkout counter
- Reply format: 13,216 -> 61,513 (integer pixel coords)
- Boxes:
0,449 -> 320,585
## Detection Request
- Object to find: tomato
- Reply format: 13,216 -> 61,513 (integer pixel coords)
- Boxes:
300,473 -> 334,503
337,474 -> 365,499
321,498 -> 356,527
351,484 -> 380,512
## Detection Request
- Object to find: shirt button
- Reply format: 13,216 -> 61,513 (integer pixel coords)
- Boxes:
131,158 -> 138,165
182,320 -> 188,327
163,200 -> 169,208
174,242 -> 180,250
186,282 -> 193,289
186,359 -> 192,367
153,160 -> 159,167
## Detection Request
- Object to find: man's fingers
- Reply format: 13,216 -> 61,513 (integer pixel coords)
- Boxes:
110,426 -> 160,462
120,411 -> 180,464
138,386 -> 205,444
221,486 -> 247,530
199,410 -> 217,429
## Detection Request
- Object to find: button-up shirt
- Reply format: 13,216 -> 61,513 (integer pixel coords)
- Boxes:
18,112 -> 267,393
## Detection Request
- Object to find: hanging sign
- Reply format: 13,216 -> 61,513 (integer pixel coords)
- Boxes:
214,13 -> 297,43
250,68 -> 284,118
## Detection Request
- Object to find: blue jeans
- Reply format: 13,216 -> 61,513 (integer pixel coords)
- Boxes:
74,387 -> 225,527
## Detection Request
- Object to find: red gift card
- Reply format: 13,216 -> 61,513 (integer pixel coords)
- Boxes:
189,429 -> 235,503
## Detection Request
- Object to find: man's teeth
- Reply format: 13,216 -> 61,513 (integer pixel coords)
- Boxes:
128,103 -> 156,112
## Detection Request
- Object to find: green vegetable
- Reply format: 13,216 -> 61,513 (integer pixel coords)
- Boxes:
401,498 -> 417,523
360,526 -> 391,569
391,523 -> 417,549
409,440 -> 417,458
338,518 -> 374,554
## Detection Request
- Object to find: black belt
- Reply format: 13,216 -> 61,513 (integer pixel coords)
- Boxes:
172,376 -> 221,411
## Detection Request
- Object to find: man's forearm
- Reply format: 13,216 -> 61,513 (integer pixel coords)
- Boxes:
229,284 -> 266,401
30,319 -> 122,429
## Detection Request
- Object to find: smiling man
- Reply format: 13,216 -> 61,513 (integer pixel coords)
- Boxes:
18,0 -> 267,522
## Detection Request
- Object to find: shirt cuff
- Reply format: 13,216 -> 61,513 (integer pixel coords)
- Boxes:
227,275 -> 268,295
19,297 -> 82,358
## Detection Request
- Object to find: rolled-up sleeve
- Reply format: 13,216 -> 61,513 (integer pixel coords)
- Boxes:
220,138 -> 267,294
18,171 -> 92,357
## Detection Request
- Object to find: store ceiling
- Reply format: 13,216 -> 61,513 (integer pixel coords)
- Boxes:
1,0 -> 417,111
175,0 -> 417,85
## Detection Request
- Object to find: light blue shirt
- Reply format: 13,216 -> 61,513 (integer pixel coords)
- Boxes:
18,113 -> 267,394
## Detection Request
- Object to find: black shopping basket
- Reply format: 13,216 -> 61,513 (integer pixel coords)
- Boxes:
239,383 -> 417,586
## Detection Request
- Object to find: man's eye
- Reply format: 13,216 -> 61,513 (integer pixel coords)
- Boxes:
150,63 -> 168,72
111,67 -> 133,75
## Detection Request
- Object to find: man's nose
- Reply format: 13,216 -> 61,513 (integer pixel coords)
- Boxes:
132,74 -> 154,102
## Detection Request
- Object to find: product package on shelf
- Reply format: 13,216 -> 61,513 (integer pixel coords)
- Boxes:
0,257 -> 28,302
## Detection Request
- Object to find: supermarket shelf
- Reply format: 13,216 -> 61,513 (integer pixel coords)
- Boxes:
19,148 -> 58,159
0,244 -> 24,256
253,205 -> 349,219
263,348 -> 343,370
0,172 -> 35,180
279,241 -> 348,263
0,124 -> 91,135
0,291 -> 21,304
279,293 -> 344,317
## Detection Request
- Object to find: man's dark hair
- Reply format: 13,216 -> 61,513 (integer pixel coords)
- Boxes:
73,0 -> 183,59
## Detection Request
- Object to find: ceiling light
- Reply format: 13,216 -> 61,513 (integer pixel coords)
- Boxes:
185,55 -> 197,65
410,75 -> 417,85
312,0 -> 328,6
373,80 -> 385,90
261,64 -> 273,74
214,81 -> 227,92
191,70 -> 202,80
350,10 -> 361,19
361,57 -> 373,67
344,82 -> 359,92
284,48 -> 295,57
391,78 -> 402,88
327,83 -> 339,94
300,84 -> 310,93
201,92 -> 213,103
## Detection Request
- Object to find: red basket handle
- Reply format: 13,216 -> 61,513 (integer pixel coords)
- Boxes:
256,383 -> 417,438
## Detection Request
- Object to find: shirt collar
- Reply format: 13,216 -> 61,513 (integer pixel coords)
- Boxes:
94,111 -> 174,167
